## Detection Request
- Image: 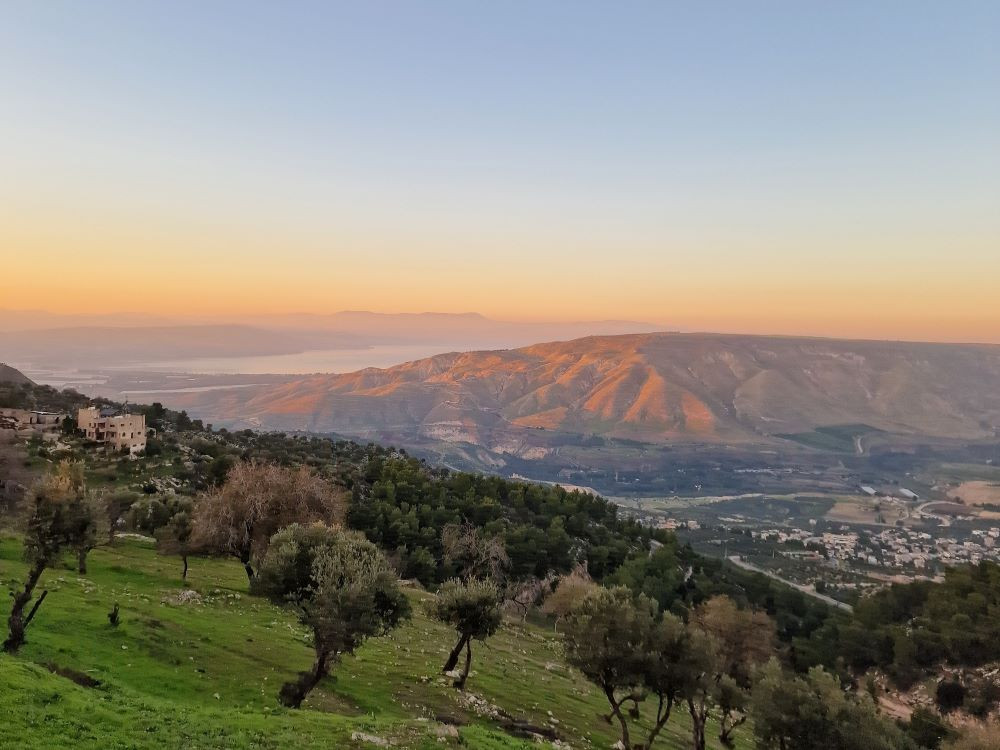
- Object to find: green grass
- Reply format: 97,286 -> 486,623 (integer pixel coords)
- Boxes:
931,462 -> 1000,482
777,423 -> 887,453
0,536 -> 746,749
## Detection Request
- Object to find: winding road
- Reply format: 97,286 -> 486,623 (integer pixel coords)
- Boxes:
727,555 -> 854,612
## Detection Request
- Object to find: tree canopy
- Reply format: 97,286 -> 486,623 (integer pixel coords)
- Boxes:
252,523 -> 410,707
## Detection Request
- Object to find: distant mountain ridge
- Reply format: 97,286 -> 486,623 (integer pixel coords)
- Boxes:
0,325 -> 370,366
169,333 -> 1000,449
0,308 -> 662,368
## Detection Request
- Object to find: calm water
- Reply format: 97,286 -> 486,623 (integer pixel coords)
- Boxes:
136,343 -> 457,375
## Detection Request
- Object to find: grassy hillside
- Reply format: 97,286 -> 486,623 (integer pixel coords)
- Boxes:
0,536 -> 743,750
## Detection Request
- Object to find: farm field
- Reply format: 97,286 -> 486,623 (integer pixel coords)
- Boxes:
950,480 -> 1000,507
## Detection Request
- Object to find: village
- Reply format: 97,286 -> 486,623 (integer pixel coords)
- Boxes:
747,523 -> 1000,575
631,480 -> 1000,594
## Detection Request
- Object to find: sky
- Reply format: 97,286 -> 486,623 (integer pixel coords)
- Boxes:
2,1 -> 999,342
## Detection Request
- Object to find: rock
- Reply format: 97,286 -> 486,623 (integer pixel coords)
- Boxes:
162,589 -> 203,606
350,732 -> 390,747
434,725 -> 459,739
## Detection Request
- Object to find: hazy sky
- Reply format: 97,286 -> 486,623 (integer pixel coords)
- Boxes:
2,2 -> 998,341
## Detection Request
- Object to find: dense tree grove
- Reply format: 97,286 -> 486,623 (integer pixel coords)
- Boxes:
345,451 -> 652,585
0,380 -> 92,414
751,659 -> 917,750
795,561 -> 1000,685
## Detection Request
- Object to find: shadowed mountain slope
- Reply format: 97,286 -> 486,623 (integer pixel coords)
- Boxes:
0,363 -> 33,385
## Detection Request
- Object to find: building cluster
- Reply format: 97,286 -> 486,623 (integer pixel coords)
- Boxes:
656,518 -> 700,531
859,483 -> 920,500
751,524 -> 1000,572
0,408 -> 66,438
77,407 -> 148,454
0,404 -> 149,454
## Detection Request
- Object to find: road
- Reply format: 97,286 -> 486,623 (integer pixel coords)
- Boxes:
727,556 -> 854,612
915,501 -> 951,527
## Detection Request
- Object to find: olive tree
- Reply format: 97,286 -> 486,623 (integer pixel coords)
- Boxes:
428,577 -> 504,688
155,502 -> 194,580
252,524 -> 410,708
561,586 -> 658,750
105,490 -> 139,545
641,613 -> 714,750
69,492 -> 102,574
191,461 -> 345,581
4,463 -> 99,652
563,587 -> 754,750
686,596 -> 775,749
542,565 -> 597,631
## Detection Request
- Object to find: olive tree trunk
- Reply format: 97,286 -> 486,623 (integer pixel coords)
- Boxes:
278,648 -> 331,708
4,560 -> 47,653
442,633 -> 469,673
453,638 -> 473,689
688,697 -> 708,750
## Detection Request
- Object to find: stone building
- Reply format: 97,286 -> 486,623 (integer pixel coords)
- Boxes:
0,408 -> 66,436
77,406 -> 147,454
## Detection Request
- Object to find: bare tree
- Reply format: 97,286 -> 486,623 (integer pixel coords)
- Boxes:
190,461 -> 346,581
441,522 -> 509,583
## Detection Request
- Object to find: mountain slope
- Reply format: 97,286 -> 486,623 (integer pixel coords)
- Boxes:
0,363 -> 33,385
170,333 -> 1000,449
